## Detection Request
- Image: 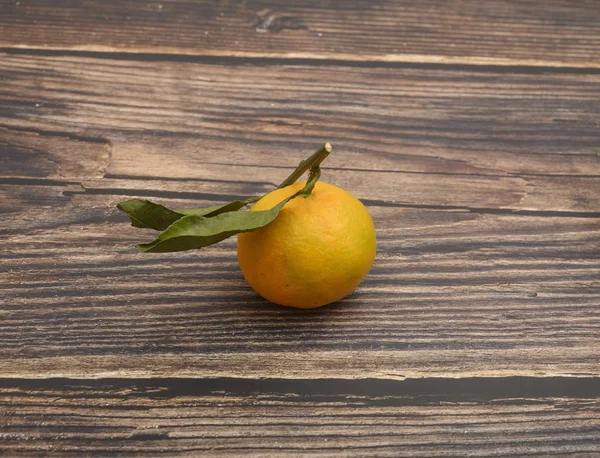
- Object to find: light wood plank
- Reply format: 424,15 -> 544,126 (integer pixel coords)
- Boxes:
2,1 -> 600,67
2,55 -> 600,214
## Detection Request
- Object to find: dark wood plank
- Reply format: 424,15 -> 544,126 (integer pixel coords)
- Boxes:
2,55 -> 600,214
1,51 -> 599,380
1,377 -> 600,456
2,0 -> 600,67
2,182 -> 599,379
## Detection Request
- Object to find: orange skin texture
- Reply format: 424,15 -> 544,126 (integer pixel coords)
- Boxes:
237,181 -> 376,308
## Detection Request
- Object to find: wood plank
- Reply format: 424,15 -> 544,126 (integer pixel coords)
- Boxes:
2,182 -> 599,379
0,128 -> 111,180
1,377 -> 600,456
2,1 -> 600,68
1,55 -> 600,213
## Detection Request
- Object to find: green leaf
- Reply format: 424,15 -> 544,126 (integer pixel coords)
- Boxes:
137,193 -> 298,253
117,199 -> 185,231
178,200 -> 249,217
117,199 -> 252,231
117,143 -> 331,253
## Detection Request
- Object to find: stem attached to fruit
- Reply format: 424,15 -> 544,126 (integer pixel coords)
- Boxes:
117,143 -> 334,253
300,166 -> 321,196
277,143 -> 332,190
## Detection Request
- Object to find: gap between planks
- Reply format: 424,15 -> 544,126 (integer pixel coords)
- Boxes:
2,47 -> 600,74
2,376 -> 600,400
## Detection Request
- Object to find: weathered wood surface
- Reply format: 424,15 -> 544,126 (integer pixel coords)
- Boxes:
1,55 -> 600,216
2,189 -> 600,378
1,122 -> 599,379
2,378 -> 600,456
2,0 -> 600,455
2,0 -> 600,67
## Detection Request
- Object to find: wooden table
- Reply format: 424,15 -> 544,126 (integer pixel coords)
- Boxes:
2,1 -> 599,455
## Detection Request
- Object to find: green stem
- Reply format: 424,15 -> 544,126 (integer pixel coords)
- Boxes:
244,143 -> 331,207
300,166 -> 321,196
277,142 -> 332,189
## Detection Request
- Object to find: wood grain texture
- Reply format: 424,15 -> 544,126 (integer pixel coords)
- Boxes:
2,0 -> 600,68
2,184 -> 599,379
1,52 -> 599,381
1,55 -> 600,215
2,377 -> 600,456
2,2 -> 600,453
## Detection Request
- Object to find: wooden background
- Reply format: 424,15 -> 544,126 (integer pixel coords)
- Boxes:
1,0 -> 599,455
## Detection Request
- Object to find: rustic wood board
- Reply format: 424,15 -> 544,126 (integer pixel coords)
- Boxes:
1,55 -> 600,217
2,377 -> 600,456
2,1 -> 600,454
3,193 -> 600,378
2,0 -> 600,67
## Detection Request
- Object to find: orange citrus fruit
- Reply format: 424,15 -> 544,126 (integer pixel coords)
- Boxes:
237,181 -> 376,308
